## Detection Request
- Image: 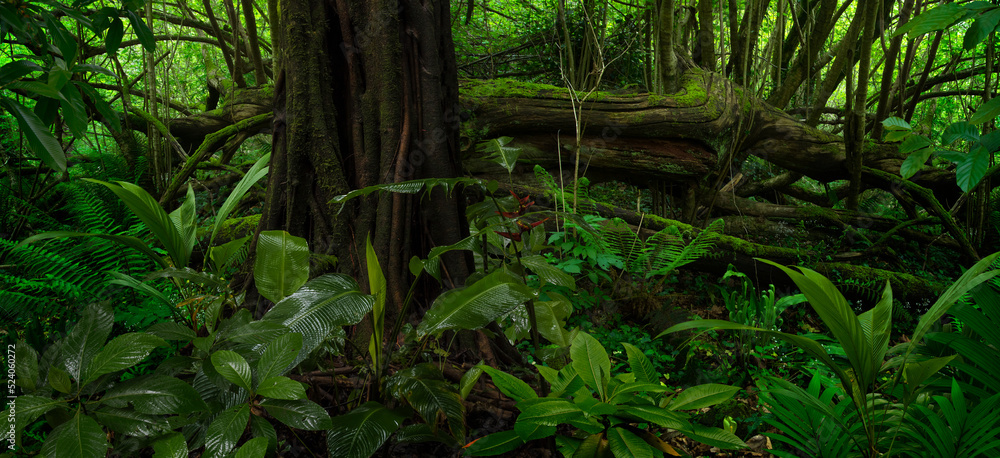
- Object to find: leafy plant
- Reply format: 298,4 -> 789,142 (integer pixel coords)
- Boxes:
663,253 -> 1000,456
881,117 -> 997,192
464,331 -> 745,456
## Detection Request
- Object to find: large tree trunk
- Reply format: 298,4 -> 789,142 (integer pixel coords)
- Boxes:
237,0 -> 473,331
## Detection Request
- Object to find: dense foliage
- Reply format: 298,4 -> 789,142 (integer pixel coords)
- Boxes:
3,0 -> 1000,457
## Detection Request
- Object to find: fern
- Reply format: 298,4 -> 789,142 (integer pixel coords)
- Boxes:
599,218 -> 723,277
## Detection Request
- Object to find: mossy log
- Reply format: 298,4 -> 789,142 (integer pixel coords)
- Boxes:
459,68 -> 962,202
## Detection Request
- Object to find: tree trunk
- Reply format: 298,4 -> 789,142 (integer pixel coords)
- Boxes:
240,0 -> 473,334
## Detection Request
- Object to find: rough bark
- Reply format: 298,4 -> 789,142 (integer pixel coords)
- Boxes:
459,67 -> 963,203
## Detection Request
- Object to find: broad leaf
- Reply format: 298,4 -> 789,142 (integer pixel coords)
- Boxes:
955,146 -> 991,191
211,350 -> 253,392
60,303 -> 114,381
459,364 -> 484,400
898,134 -> 932,154
85,179 -> 189,267
621,343 -> 658,385
607,427 -> 656,458
261,274 -> 372,367
40,410 -> 107,457
477,365 -> 538,403
521,255 -> 576,290
327,402 -> 406,458
82,333 -> 166,385
617,404 -> 689,430
417,270 -> 534,338
964,8 -> 1000,50
900,148 -> 933,179
257,333 -> 303,383
386,364 -> 465,439
515,398 -> 585,427
895,3 -> 964,37
0,96 -> 66,172
92,407 -> 169,436
205,404 -> 251,458
151,433 -> 187,458
254,230 -> 310,303
881,116 -> 912,131
571,332 -> 611,400
101,375 -> 208,414
909,252 -> 1000,351
260,399 -> 333,430
211,153 -> 269,245
234,437 -> 269,458
366,234 -> 386,367
668,384 -> 740,411
256,376 -> 307,400
168,185 -> 198,265
971,95 -> 1000,125
464,430 -> 525,456
941,121 -> 980,145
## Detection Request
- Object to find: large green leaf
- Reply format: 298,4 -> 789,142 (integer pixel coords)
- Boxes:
955,146 -> 992,191
168,184 -> 198,264
327,402 -> 406,458
756,259 -> 874,390
607,427 -> 656,458
0,96 -> 65,172
205,404 -> 251,458
254,230 -> 310,303
964,7 -> 1000,49
234,437 -> 269,458
616,404 -> 688,430
211,153 -> 269,245
40,410 -> 107,458
222,320 -> 291,345
211,350 -> 253,392
386,364 -> 465,439
260,399 -> 333,430
151,433 -> 187,458
260,274 -> 372,367
85,179 -> 189,267
515,398 -> 585,427
464,430 -> 525,456
417,269 -> 534,338
571,332 -> 611,401
91,407 -> 169,436
60,303 -> 114,381
857,282 -> 893,380
100,375 -> 208,414
682,423 -> 747,450
366,234 -> 386,368
621,343 -> 658,385
521,255 -> 576,290
534,300 -> 571,346
972,95 -> 1000,125
900,148 -> 933,179
909,251 -> 1000,352
477,365 -> 538,403
895,3 -> 964,37
256,333 -> 303,383
256,376 -> 307,400
81,332 -> 166,385
667,384 -> 740,411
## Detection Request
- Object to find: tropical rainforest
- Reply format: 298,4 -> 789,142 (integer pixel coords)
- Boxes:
3,0 -> 1000,456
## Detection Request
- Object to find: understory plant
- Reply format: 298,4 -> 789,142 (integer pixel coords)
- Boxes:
662,253 -> 1000,457
463,331 -> 745,456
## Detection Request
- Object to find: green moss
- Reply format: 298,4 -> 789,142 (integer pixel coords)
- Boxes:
460,78 -> 572,99
213,214 -> 261,242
